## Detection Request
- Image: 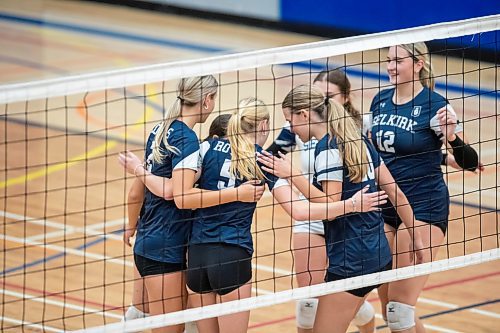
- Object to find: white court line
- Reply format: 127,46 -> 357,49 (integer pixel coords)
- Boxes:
418,297 -> 500,319
2,210 -> 295,277
28,230 -> 69,241
1,234 -> 131,267
0,211 -> 125,242
375,313 -> 461,333
0,316 -> 64,333
252,262 -> 292,277
0,289 -> 122,319
251,287 -> 274,296
447,182 -> 499,200
372,314 -> 462,333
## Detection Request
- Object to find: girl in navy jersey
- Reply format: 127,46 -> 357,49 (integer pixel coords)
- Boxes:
258,84 -> 424,333
370,43 -> 479,333
118,76 -> 267,333
120,114 -> 232,324
267,69 -> 376,333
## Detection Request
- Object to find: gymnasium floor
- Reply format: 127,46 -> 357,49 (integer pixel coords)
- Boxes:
0,1 -> 499,332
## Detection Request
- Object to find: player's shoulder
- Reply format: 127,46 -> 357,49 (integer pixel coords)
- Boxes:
170,120 -> 196,139
417,87 -> 446,104
315,134 -> 338,154
374,88 -> 394,103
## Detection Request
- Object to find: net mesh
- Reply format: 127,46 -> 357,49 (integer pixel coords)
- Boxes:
0,14 -> 499,333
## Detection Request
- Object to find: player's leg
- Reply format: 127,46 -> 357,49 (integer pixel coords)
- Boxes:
207,243 -> 252,333
144,271 -> 185,333
353,300 -> 376,333
314,291 -> 365,333
386,224 -> 445,333
186,244 -> 218,333
292,226 -> 326,333
378,224 -> 396,324
293,231 -> 327,288
123,265 -> 149,321
187,290 -> 218,333
218,283 -> 252,333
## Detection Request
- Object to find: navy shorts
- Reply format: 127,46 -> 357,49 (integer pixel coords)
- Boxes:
325,261 -> 392,298
187,243 -> 252,296
381,202 -> 447,235
134,254 -> 186,277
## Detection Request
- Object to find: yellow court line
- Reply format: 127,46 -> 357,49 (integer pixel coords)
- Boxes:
1,85 -> 155,189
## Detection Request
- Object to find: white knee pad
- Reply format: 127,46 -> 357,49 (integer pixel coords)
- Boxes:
184,321 -> 199,333
296,298 -> 319,329
352,300 -> 375,327
123,305 -> 148,321
386,301 -> 415,332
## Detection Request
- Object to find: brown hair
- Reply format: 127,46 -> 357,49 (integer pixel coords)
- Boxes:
314,69 -> 362,128
205,114 -> 231,140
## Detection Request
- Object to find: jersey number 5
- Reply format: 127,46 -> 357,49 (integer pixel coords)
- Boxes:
218,159 -> 236,189
375,130 -> 395,153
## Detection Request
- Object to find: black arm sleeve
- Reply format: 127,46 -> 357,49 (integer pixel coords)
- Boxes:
448,135 -> 479,172
266,142 -> 289,155
441,153 -> 448,166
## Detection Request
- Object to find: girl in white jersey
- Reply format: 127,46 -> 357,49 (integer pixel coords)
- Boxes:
258,84 -> 424,333
267,69 -> 376,333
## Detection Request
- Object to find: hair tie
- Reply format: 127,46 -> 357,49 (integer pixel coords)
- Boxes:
177,96 -> 184,102
324,96 -> 330,105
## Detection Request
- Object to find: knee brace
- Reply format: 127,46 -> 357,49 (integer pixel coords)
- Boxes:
352,300 -> 375,327
184,321 -> 198,333
386,301 -> 415,331
296,298 -> 319,329
123,305 -> 148,321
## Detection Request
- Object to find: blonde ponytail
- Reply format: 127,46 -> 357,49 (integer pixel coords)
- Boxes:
400,42 -> 435,90
282,84 -> 368,183
152,75 -> 218,163
324,97 -> 368,183
227,98 -> 269,181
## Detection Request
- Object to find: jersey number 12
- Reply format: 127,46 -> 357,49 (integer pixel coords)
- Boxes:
375,130 -> 395,153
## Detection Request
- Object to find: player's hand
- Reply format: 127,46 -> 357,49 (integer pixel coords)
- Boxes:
118,151 -> 144,176
351,185 -> 388,212
408,232 -> 425,265
123,227 -> 136,247
437,105 -> 458,142
238,180 -> 265,202
256,151 -> 301,179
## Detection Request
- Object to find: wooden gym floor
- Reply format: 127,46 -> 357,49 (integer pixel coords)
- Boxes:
0,1 -> 499,332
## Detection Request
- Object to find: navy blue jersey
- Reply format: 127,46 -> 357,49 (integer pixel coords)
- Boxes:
313,134 -> 391,277
134,120 -> 199,264
190,138 -> 288,255
370,88 -> 452,223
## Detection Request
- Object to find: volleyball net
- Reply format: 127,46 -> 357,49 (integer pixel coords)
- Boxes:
0,15 -> 499,332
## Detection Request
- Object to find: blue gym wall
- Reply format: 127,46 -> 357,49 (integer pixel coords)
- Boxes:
138,0 -> 499,51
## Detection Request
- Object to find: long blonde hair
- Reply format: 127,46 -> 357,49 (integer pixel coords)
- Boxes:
152,75 -> 218,163
399,42 -> 435,90
282,84 -> 368,183
227,97 -> 269,181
